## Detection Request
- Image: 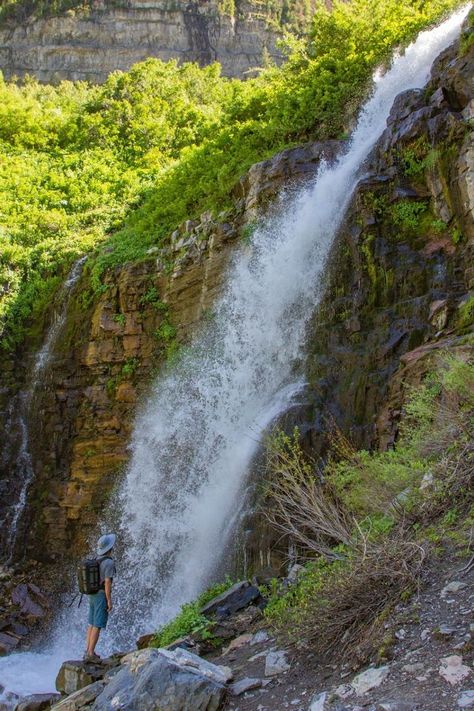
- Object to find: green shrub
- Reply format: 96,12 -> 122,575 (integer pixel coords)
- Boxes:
390,200 -> 428,232
457,294 -> 474,330
152,578 -> 235,647
263,356 -> 473,660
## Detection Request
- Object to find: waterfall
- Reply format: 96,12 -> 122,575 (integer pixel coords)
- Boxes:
0,5 -> 469,703
0,257 -> 86,562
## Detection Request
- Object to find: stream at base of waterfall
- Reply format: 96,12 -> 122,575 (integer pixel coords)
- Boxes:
0,5 -> 470,704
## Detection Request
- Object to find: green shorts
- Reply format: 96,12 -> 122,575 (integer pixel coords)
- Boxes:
88,591 -> 108,629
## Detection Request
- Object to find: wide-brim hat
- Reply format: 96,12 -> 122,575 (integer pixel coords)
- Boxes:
97,533 -> 116,556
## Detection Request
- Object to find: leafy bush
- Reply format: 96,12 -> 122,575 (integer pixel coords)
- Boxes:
263,356 -> 474,660
151,578 -> 234,647
390,200 -> 428,232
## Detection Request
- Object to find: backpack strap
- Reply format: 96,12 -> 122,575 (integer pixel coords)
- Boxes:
96,555 -> 114,590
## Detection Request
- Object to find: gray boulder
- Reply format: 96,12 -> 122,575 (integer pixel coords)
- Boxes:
91,648 -> 226,711
51,681 -> 106,711
56,659 -> 119,696
14,694 -> 61,711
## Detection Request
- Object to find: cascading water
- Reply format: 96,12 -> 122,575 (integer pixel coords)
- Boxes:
0,257 -> 86,562
0,6 -> 469,703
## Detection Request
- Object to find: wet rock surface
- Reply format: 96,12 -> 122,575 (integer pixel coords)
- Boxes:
0,567 -> 50,653
52,648 -> 228,711
303,30 -> 474,458
200,581 -> 264,620
14,693 -> 61,711
55,658 -> 120,696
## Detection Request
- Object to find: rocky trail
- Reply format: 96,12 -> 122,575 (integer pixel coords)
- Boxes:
7,537 -> 472,711
215,543 -> 474,711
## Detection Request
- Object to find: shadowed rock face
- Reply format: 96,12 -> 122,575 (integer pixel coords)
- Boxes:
0,0 -> 288,83
243,28 -> 474,573
304,34 -> 474,455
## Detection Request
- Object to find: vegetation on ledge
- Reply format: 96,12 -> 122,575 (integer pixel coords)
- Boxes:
0,0 -> 465,352
261,355 -> 474,663
144,356 -> 473,664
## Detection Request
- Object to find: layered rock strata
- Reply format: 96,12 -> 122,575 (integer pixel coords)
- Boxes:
0,0 -> 288,83
243,27 -> 474,571
304,34 -> 474,454
0,141 -> 337,568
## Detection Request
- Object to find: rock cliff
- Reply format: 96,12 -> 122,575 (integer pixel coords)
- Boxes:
0,0 -> 306,83
0,19 -> 473,584
244,29 -> 474,572
0,139 -> 338,568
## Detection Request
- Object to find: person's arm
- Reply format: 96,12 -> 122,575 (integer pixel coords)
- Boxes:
104,578 -> 113,612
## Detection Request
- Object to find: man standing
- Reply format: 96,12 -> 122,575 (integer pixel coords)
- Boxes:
85,533 -> 116,661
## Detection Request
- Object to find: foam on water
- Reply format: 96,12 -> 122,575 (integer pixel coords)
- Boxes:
0,5 -> 469,702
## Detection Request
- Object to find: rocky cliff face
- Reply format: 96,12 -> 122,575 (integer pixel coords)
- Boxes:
0,138 -> 338,568
1,21 -> 473,582
244,30 -> 474,573
304,36 -> 474,454
0,0 -> 291,82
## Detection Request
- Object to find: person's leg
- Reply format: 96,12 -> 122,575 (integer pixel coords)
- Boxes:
86,624 -> 92,651
87,626 -> 101,656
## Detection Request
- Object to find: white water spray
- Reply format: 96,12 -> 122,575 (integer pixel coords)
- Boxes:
0,6 -> 469,702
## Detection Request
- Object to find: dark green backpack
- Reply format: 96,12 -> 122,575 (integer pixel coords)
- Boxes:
77,557 -> 110,594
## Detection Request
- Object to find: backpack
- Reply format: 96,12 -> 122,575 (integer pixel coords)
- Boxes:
77,557 -> 111,595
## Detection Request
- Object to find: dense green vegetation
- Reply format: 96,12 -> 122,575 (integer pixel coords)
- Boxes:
0,0 -> 465,351
262,355 -> 474,660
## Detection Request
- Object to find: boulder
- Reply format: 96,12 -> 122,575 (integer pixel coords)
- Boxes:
200,581 -> 263,620
14,693 -> 61,711
309,691 -> 329,711
0,631 -> 20,655
11,584 -> 48,619
89,647 -> 226,711
55,659 -> 119,695
439,655 -> 471,685
51,681 -> 106,711
205,605 -> 262,644
264,650 -> 290,676
158,648 -> 232,684
351,666 -> 390,695
229,678 -> 262,696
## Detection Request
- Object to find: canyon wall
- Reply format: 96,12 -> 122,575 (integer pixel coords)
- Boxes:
0,0 -> 294,83
0,140 -> 338,569
0,21 -> 473,581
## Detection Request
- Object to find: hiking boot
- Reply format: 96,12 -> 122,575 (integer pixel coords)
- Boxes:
83,652 -> 101,662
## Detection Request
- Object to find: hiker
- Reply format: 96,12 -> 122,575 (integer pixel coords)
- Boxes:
84,533 -> 116,661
